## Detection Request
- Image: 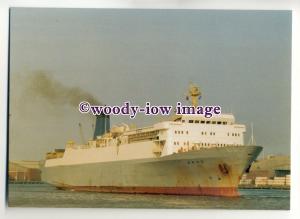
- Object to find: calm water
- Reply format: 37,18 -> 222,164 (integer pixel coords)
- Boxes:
7,184 -> 290,210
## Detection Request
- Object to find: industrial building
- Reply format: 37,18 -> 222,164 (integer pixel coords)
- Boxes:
239,155 -> 290,188
9,160 -> 41,183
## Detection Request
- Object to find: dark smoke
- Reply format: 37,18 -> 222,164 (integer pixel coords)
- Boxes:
24,70 -> 101,107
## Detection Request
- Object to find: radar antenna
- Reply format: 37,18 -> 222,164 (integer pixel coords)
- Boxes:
186,83 -> 201,107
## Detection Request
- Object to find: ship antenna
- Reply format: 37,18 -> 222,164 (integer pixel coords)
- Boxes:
247,122 -> 256,145
78,123 -> 86,144
104,115 -> 106,133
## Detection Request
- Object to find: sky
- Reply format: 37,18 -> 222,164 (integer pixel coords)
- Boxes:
9,8 -> 291,160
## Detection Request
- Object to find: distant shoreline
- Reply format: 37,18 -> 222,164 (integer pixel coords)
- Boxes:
239,185 -> 290,190
8,181 -> 44,184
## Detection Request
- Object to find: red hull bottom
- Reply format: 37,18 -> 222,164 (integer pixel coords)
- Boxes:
58,185 -> 240,197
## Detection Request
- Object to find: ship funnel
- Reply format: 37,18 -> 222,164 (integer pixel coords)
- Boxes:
93,114 -> 110,139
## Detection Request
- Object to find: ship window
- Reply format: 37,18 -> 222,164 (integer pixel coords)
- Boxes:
174,142 -> 176,145
223,122 -> 227,125
238,133 -> 240,136
210,132 -> 212,135
175,131 -> 177,134
201,121 -> 205,124
181,131 -> 183,134
227,133 -> 229,136
212,121 -> 216,124
186,131 -> 189,134
217,121 -> 222,124
232,133 -> 234,136
206,121 -> 211,124
189,120 -> 194,123
182,120 -> 185,123
195,120 -> 199,124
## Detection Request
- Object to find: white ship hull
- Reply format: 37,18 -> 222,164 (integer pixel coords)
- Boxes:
42,145 -> 262,197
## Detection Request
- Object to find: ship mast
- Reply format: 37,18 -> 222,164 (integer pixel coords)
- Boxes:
187,83 -> 201,107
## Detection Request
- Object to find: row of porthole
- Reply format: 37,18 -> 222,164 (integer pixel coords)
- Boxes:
183,120 -> 228,125
187,160 -> 204,165
202,132 -> 240,136
175,142 -> 239,147
174,141 -> 189,146
228,133 -> 240,137
201,132 -> 216,135
174,130 -> 189,134
175,131 -> 240,137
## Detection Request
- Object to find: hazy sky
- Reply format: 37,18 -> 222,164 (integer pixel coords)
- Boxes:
9,8 -> 291,160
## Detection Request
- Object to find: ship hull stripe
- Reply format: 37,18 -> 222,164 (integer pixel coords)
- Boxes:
57,185 -> 239,197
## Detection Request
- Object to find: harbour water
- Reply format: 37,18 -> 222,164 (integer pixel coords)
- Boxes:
7,184 -> 289,209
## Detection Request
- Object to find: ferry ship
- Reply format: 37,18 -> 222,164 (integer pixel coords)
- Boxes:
41,84 -> 262,197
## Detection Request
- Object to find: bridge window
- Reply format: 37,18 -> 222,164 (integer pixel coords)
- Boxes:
201,121 -> 205,124
206,121 -> 211,124
217,121 -> 222,124
189,120 -> 194,123
195,120 -> 199,124
212,121 -> 216,124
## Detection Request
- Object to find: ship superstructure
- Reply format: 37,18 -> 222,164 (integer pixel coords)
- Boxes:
42,84 -> 262,197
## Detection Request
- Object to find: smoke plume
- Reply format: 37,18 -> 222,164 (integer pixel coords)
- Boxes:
24,70 -> 101,107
